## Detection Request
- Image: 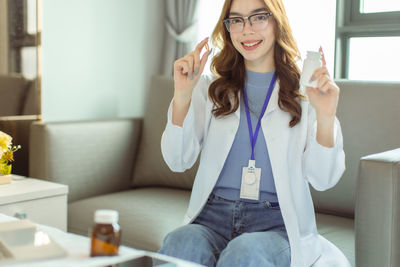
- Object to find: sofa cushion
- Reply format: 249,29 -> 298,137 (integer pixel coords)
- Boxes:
131,76 -> 198,189
311,80 -> 400,217
68,187 -> 191,252
315,213 -> 355,266
68,187 -> 354,265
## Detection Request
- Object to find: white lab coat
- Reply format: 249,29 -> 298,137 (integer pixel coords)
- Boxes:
161,75 -> 351,267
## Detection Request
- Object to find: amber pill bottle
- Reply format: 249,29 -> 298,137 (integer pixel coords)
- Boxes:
90,209 -> 121,257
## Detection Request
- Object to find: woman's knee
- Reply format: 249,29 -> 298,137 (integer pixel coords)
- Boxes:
217,232 -> 290,267
159,224 -> 220,267
162,224 -> 212,248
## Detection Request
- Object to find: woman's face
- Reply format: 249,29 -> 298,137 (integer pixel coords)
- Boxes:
228,0 -> 276,71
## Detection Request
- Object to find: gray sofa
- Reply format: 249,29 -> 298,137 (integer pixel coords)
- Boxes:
29,76 -> 400,267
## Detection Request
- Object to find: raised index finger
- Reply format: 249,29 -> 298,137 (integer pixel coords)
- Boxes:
196,37 -> 210,52
319,46 -> 326,66
193,37 -> 210,74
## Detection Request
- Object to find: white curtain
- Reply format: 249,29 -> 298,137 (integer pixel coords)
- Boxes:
162,0 -> 199,75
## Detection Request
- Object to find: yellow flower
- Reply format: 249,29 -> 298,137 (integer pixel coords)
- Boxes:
0,132 -> 20,175
0,131 -> 12,150
0,163 -> 12,175
2,150 -> 14,162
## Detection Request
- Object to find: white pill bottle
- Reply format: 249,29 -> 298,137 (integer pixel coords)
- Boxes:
300,51 -> 322,88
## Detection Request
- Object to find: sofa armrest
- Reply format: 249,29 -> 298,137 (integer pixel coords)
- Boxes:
29,118 -> 142,203
355,148 -> 400,267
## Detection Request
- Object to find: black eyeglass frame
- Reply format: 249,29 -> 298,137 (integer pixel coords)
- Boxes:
223,12 -> 273,33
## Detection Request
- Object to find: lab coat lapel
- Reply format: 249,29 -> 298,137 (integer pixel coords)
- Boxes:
262,93 -> 291,192
262,82 -> 292,200
264,83 -> 279,118
210,98 -> 240,189
262,83 -> 302,265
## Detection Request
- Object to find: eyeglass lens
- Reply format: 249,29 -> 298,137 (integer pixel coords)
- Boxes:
226,13 -> 270,33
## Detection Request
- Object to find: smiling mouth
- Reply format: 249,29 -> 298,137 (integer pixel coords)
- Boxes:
242,40 -> 262,47
241,40 -> 263,50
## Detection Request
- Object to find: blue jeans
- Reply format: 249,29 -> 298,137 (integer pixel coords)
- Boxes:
158,194 -> 291,267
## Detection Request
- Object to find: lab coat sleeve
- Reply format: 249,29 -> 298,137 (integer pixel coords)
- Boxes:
161,75 -> 210,172
303,104 -> 346,191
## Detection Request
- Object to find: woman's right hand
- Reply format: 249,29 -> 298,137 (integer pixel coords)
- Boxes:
173,37 -> 212,106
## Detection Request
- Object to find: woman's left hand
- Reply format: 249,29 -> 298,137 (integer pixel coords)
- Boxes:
305,47 -> 340,120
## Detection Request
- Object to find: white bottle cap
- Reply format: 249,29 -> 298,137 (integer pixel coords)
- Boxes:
94,209 -> 119,224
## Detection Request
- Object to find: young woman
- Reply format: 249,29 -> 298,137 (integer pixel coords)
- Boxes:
160,0 -> 350,266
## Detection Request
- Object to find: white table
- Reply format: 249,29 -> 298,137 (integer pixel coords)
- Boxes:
0,175 -> 68,231
0,214 -> 203,267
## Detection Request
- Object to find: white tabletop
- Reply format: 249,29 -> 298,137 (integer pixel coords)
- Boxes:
0,176 -> 68,205
0,214 -> 203,267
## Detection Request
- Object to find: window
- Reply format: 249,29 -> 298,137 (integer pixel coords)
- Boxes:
21,46 -> 37,79
26,0 -> 37,35
348,36 -> 400,81
8,0 -> 37,79
335,0 -> 400,81
360,0 -> 400,14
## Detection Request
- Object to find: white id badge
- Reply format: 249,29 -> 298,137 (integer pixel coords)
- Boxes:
240,160 -> 261,200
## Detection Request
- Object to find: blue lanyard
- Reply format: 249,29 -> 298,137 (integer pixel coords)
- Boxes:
243,72 -> 276,161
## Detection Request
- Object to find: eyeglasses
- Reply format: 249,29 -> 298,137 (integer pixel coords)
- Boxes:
223,12 -> 273,33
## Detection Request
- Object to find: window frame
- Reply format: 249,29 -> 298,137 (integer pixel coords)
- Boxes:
8,0 -> 37,74
334,0 -> 400,79
353,0 -> 400,22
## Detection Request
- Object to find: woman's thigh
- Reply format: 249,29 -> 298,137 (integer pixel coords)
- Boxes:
158,223 -> 228,267
217,230 -> 291,267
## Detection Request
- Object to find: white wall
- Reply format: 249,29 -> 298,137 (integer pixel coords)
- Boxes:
41,0 -> 164,122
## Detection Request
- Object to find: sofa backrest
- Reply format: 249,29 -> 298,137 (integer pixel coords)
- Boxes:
30,119 -> 141,202
28,76 -> 198,202
28,75 -> 400,213
0,74 -> 31,116
311,80 -> 400,217
131,76 -> 199,190
21,79 -> 39,115
0,74 -> 38,116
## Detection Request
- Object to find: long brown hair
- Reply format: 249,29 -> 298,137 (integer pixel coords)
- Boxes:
209,0 -> 303,127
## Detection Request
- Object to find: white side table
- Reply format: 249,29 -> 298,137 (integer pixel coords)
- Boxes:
0,175 -> 68,231
0,214 -> 203,267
